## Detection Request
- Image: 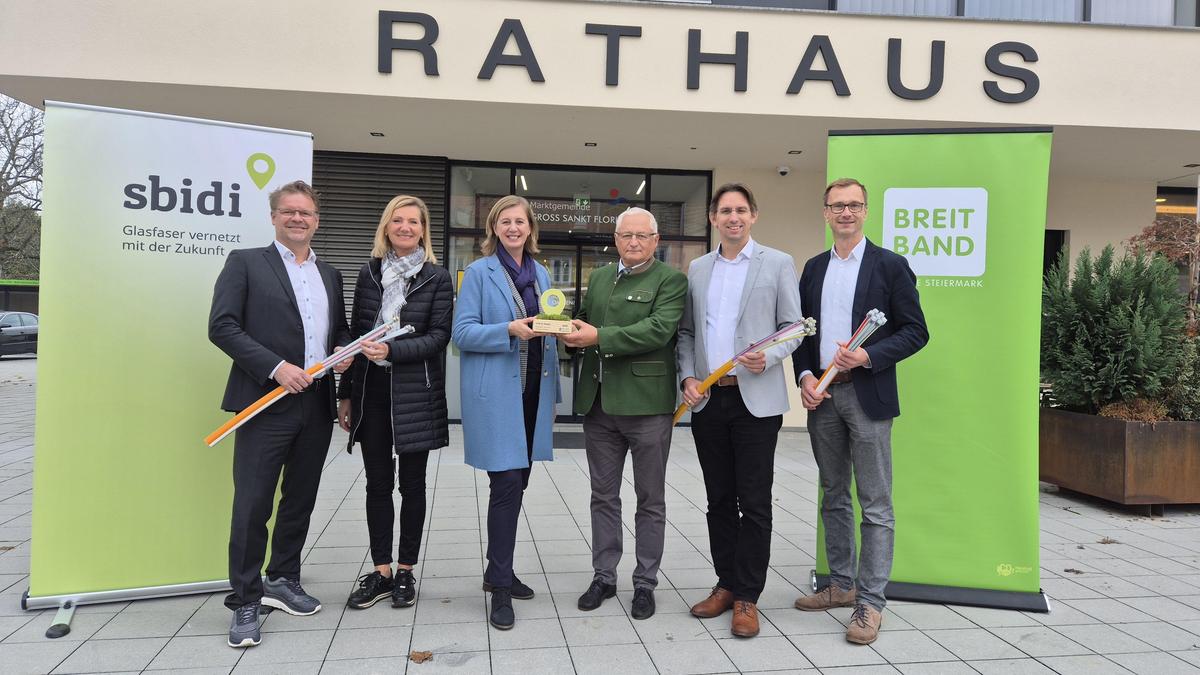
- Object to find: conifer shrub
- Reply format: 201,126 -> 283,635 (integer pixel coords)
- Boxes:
1041,245 -> 1187,418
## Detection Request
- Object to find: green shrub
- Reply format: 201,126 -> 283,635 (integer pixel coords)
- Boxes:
1041,245 -> 1187,415
1165,336 -> 1200,421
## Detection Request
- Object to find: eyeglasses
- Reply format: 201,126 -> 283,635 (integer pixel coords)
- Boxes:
825,202 -> 866,214
275,208 -> 318,219
716,207 -> 752,217
615,232 -> 656,242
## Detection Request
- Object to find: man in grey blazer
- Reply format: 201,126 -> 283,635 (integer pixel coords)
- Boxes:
678,182 -> 803,638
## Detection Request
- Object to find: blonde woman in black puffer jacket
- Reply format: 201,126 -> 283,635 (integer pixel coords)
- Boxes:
336,194 -> 453,611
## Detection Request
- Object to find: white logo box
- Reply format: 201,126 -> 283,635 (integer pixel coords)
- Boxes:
882,187 -> 987,278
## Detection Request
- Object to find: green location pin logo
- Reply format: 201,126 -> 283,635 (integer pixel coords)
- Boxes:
246,153 -> 276,189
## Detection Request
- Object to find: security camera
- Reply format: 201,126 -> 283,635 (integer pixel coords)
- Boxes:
777,166 -> 791,177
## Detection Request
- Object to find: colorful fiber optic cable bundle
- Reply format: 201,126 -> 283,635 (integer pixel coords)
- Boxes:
204,319 -> 415,447
673,317 -> 818,424
813,308 -> 887,395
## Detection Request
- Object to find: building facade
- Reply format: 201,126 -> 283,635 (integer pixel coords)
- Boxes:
3,0 -> 1198,425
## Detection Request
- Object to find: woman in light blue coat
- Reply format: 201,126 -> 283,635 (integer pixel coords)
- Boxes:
452,195 -> 559,631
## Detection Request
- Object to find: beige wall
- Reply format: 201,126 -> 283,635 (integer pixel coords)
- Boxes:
3,0 -> 1200,133
0,0 -> 1175,428
1046,176 -> 1157,263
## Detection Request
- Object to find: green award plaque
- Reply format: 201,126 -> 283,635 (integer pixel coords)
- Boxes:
532,289 -> 573,334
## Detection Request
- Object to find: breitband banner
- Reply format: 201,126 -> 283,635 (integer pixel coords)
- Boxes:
819,128 -> 1052,611
27,102 -> 312,609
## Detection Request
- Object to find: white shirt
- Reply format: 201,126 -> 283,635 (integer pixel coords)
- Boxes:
270,240 -> 330,376
819,237 -> 865,371
705,238 -> 755,375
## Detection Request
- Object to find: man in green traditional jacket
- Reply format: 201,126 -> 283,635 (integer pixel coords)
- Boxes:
562,206 -> 688,621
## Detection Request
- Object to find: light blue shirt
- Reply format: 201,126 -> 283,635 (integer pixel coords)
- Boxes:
269,240 -> 330,377
705,238 -> 755,376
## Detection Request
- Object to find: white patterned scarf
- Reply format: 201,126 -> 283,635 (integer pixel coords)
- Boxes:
372,248 -> 425,366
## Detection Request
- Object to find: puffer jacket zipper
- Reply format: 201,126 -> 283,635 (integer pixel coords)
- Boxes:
350,263 -> 435,451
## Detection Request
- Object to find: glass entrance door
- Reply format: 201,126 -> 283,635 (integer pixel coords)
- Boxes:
536,243 -> 619,420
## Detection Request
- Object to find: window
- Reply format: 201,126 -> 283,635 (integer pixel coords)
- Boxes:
650,174 -> 709,237
0,315 -> 16,329
516,169 -> 644,235
1090,0 -> 1174,26
838,0 -> 955,17
449,165 -> 510,232
964,0 -> 1082,21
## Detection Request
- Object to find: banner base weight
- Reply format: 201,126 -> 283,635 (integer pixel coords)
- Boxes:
813,572 -> 1050,613
23,579 -> 232,612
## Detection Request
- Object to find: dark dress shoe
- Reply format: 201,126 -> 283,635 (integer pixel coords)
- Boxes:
690,586 -> 735,618
482,575 -> 534,600
577,579 -> 617,611
631,587 -> 655,620
489,587 -> 514,630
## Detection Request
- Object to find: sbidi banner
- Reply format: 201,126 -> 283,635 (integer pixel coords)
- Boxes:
29,102 -> 311,605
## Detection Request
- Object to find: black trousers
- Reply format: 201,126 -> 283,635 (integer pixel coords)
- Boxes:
359,367 -> 429,567
483,386 -> 538,588
690,385 -> 782,604
226,379 -> 332,610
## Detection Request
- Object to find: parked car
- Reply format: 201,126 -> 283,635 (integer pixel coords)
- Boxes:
0,311 -> 37,356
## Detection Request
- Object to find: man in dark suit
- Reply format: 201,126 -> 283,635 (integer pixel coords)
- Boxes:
209,180 -> 351,649
792,178 -> 928,646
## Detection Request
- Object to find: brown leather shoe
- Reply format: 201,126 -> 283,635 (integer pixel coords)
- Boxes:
690,587 -> 734,618
731,600 -> 759,637
794,584 -> 856,611
845,603 -> 883,644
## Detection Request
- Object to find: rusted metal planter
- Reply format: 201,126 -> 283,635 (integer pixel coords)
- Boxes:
1040,408 -> 1200,512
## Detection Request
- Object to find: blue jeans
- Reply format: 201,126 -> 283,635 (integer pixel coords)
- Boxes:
808,381 -> 895,611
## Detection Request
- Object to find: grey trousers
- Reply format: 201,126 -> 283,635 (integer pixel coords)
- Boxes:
583,405 -> 673,590
808,381 -> 895,611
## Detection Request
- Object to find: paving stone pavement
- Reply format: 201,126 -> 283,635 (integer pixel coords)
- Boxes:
1,355 -> 1199,674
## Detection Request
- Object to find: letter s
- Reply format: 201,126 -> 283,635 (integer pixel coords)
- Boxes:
123,183 -> 147,209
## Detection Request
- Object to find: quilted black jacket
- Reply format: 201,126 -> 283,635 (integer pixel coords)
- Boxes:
337,259 -> 453,454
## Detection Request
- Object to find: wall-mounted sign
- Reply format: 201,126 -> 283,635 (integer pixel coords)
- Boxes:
378,11 -> 1039,104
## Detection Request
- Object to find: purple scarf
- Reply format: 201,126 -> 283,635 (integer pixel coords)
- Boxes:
496,246 -> 538,318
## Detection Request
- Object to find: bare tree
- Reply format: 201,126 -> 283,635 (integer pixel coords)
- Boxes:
0,95 -> 42,278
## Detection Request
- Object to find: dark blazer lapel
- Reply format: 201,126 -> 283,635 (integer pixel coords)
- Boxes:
809,250 -> 831,327
852,239 -> 879,321
262,244 -> 300,314
317,258 -> 339,348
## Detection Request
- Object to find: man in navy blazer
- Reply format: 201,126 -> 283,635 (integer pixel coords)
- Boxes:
209,181 -> 351,649
792,178 -> 928,646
